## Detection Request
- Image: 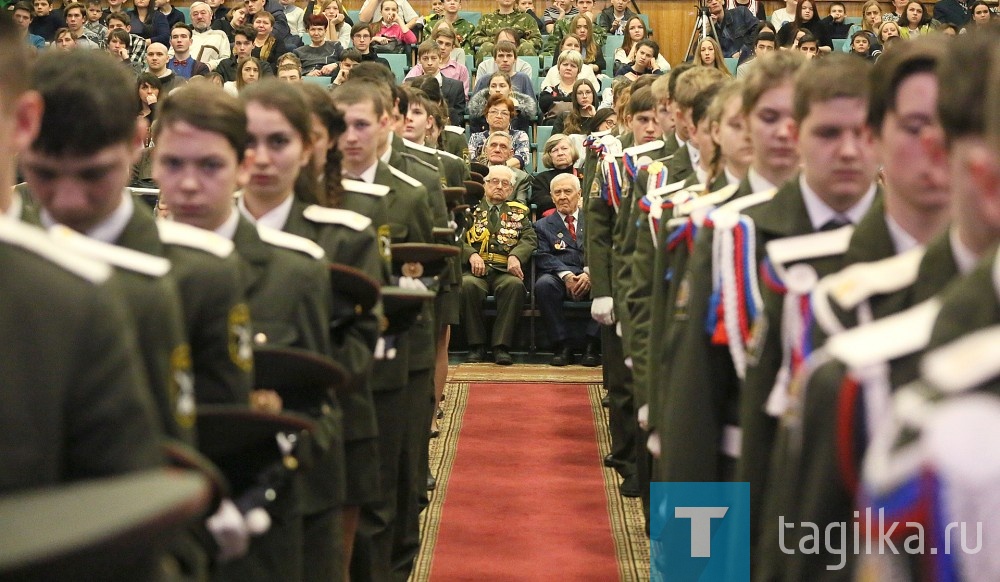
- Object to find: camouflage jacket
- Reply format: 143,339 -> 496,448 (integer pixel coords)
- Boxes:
424,15 -> 476,52
543,12 -> 607,55
468,10 -> 543,53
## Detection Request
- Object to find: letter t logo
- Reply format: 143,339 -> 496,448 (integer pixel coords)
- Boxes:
675,506 -> 729,557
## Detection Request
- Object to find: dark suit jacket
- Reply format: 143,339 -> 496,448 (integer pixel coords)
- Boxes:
440,75 -> 468,127
933,0 -> 971,26
534,210 -> 585,277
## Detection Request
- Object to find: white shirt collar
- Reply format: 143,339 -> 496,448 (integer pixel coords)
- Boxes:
694,163 -> 708,187
747,167 -> 777,193
560,208 -> 580,223
3,191 -> 23,221
236,191 -> 294,231
724,167 -> 741,187
42,189 -> 134,244
950,226 -> 979,275
379,138 -> 393,164
213,206 -> 240,240
799,175 -> 876,231
884,213 -> 920,255
345,160 -> 380,183
687,142 -> 701,167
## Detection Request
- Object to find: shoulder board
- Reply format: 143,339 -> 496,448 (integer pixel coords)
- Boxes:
256,225 -> 325,260
156,220 -> 235,258
648,179 -> 688,198
341,179 -> 389,197
588,129 -> 612,139
825,298 -> 941,370
437,148 -> 460,161
444,125 -> 465,135
765,225 -> 854,267
921,323 -> 1000,394
707,188 -> 778,230
0,220 -> 111,284
400,151 -> 438,172
49,225 -> 170,277
302,205 -> 372,232
401,138 -> 440,156
507,201 -> 530,212
826,247 -> 925,310
387,165 -> 423,188
623,139 -> 665,157
676,183 -> 740,218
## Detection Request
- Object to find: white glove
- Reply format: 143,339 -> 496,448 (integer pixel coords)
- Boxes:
637,404 -> 649,430
374,336 -> 398,360
647,431 -> 661,458
206,499 -> 250,562
591,296 -> 615,325
398,276 -> 428,290
616,321 -> 623,337
624,356 -> 633,369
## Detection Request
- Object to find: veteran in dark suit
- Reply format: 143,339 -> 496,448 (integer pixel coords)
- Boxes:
461,165 -> 537,365
533,172 -> 600,366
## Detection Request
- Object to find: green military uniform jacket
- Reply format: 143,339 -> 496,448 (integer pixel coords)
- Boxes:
440,126 -> 470,163
462,198 -> 536,269
423,14 -> 475,52
0,219 -> 162,493
664,143 -> 694,186
468,9 -> 543,61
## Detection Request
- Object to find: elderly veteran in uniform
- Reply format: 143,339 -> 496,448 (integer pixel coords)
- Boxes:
533,172 -> 600,366
461,165 -> 537,365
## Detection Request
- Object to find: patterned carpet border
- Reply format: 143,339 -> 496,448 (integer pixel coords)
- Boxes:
411,382 -> 470,582
586,383 -> 651,582
411,379 -> 649,581
447,363 -> 604,383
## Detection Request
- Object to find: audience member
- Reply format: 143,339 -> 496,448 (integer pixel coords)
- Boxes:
296,14 -> 343,75
129,0 -> 168,44
156,0 -> 186,29
186,2 -> 231,69
29,0 -> 65,42
883,0 -> 908,22
251,10 -> 289,69
473,39 -> 535,95
146,41 -> 187,92
167,22 -> 210,78
12,2 -> 45,48
468,0 -> 543,64
770,0 -> 795,30
614,16 -> 670,73
406,36 -> 470,97
223,55 -> 262,94
695,37 -> 733,78
84,0 -> 108,41
530,133 -> 578,213
64,2 -> 102,47
424,0 -> 475,52
542,0 -> 576,34
322,0 -> 352,45
898,1 -> 933,37
597,0 -> 636,35
541,50 -> 599,121
218,25 -> 274,80
468,71 -> 536,132
614,39 -> 664,80
349,22 -> 391,66
553,78 -> 598,134
369,0 -> 417,53
469,95 -> 529,168
735,30 -> 775,77
821,1 -> 851,38
706,0 -> 757,58
844,0 -> 883,52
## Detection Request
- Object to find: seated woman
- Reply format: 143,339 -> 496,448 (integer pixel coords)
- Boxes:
876,19 -> 901,45
468,71 -> 538,133
540,49 -> 597,124
962,0 -> 994,32
223,56 -> 263,95
613,17 -> 670,74
552,79 -> 597,135
369,0 -> 416,54
614,39 -> 664,81
530,133 -> 579,215
843,0 -> 883,52
695,37 -> 732,78
468,94 -> 530,169
568,14 -> 606,76
898,1 -> 934,38
252,11 -> 289,71
322,0 -> 352,45
295,14 -> 344,75
778,0 -> 833,52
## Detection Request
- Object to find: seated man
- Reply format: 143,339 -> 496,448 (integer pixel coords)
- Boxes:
533,173 -> 599,366
461,165 -> 537,365
475,130 -> 531,203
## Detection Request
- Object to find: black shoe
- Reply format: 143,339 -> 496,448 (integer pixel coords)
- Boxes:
581,339 -> 600,367
430,426 -> 440,438
436,406 -> 444,419
603,453 -> 617,468
619,474 -> 641,498
427,474 -> 437,491
466,344 -> 486,363
550,344 -> 573,367
494,345 -> 513,366
601,395 -> 611,408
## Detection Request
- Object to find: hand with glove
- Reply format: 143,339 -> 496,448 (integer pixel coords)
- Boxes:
591,296 -> 615,325
374,336 -> 398,360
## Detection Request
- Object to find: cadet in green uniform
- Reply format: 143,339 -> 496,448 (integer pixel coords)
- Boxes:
332,80 -> 435,582
21,50 -> 198,447
461,164 -> 537,364
468,0 -> 543,63
0,14 -> 162,494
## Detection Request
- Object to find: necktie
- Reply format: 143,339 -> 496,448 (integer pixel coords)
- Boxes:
819,216 -> 851,231
489,205 -> 500,232
566,215 -> 577,241
173,59 -> 188,66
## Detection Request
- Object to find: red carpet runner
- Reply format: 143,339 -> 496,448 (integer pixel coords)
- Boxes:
429,383 -> 619,581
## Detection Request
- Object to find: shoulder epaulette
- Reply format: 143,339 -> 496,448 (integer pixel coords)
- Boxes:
622,139 -> 665,157
676,183 -> 740,218
49,225 -> 170,277
824,247 -> 925,311
0,220 -> 111,283
826,298 -> 941,370
256,225 -> 325,260
921,323 -> 1000,394
156,220 -> 235,258
707,188 -> 778,229
647,179 -> 689,198
506,201 -> 530,211
387,165 -> 423,188
399,151 -> 438,172
765,225 -> 854,267
444,125 -> 465,135
302,205 -> 372,232
342,179 -> 389,197
401,138 -> 441,157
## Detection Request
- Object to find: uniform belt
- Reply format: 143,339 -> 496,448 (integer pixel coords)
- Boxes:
484,252 -> 509,263
721,424 -> 741,459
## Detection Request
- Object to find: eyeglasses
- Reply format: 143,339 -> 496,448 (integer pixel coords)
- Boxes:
485,178 -> 513,188
487,109 -> 511,117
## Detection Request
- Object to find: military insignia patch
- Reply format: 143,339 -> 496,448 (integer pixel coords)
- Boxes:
745,316 -> 768,367
378,224 -> 393,264
170,344 -> 196,429
228,303 -> 254,372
